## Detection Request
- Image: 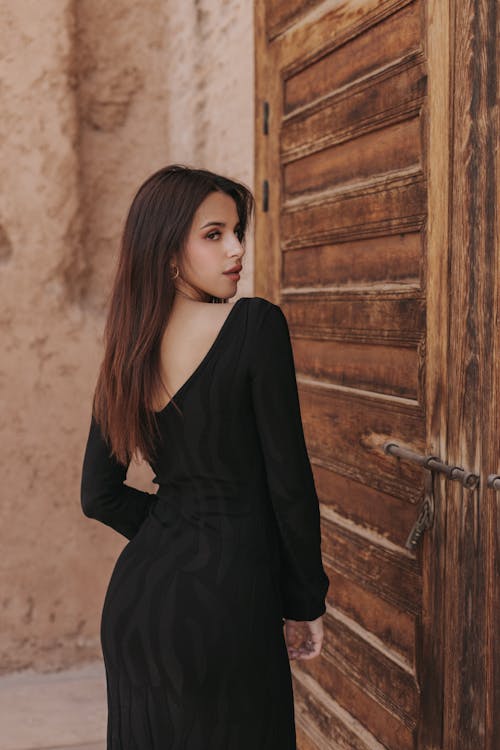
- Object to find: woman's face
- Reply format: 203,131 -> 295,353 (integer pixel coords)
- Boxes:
175,191 -> 246,301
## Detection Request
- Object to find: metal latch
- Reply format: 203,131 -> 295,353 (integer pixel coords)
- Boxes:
382,441 -> 481,550
405,472 -> 435,550
383,442 -> 480,489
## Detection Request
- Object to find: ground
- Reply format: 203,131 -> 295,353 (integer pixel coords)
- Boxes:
0,661 -> 106,750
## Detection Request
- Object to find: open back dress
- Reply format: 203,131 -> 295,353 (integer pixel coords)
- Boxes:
80,295 -> 330,750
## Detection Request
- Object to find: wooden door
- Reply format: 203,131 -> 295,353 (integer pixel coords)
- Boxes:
254,1 -> 499,748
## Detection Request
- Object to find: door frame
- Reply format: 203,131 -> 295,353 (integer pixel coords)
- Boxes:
441,1 -> 500,747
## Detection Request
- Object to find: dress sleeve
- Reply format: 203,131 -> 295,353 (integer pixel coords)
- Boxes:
80,413 -> 158,540
249,302 -> 330,621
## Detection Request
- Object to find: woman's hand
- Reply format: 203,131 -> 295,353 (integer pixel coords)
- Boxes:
283,615 -> 324,660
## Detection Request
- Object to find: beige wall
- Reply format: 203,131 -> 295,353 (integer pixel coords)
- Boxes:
0,0 -> 254,674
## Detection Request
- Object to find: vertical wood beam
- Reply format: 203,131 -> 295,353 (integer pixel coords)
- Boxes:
420,2 -> 451,745
445,1 -> 499,747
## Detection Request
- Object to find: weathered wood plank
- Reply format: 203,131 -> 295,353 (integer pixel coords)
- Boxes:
284,292 -> 425,345
282,232 -> 422,287
299,655 -> 415,750
300,386 -> 426,502
321,607 -> 418,720
322,518 -> 421,614
277,1 -> 416,74
265,0 -> 321,41
294,337 -> 419,399
315,467 -> 421,547
281,58 -> 427,159
284,2 -> 421,113
326,567 -> 416,664
284,117 -> 422,199
292,666 -> 389,750
282,172 -> 427,248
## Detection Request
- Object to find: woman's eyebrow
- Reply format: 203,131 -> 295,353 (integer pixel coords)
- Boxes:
200,221 -> 241,229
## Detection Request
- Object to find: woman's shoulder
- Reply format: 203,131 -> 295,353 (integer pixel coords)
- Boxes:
242,297 -> 292,372
242,294 -> 273,306
242,296 -> 288,339
242,295 -> 281,316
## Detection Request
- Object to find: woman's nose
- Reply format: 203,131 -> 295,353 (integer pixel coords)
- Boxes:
228,237 -> 244,254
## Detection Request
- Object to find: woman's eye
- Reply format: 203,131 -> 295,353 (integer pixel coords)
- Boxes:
205,229 -> 243,241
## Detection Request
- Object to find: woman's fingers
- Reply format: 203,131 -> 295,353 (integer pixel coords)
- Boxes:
284,619 -> 324,660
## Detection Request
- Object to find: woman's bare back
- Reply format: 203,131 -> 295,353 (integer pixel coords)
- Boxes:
153,299 -> 239,411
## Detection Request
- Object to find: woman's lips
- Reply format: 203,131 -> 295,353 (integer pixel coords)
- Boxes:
223,267 -> 241,280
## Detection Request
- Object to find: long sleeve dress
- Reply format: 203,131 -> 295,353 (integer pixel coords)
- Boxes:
80,295 -> 330,750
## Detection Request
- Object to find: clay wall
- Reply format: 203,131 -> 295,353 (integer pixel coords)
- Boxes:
0,0 -> 254,673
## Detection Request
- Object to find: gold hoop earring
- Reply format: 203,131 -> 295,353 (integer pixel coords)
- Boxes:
170,265 -> 179,279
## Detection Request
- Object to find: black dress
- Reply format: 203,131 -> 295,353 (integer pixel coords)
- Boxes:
80,295 -> 330,750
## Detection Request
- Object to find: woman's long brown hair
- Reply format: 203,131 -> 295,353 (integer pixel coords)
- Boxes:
92,164 -> 255,467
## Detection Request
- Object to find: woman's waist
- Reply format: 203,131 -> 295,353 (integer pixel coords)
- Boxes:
152,483 -> 252,521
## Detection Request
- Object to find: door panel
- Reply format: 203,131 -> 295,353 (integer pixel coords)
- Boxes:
256,0 -> 499,747
255,1 -> 437,747
282,3 -> 421,113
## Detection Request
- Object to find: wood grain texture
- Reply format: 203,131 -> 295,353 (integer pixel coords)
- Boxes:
264,0 -> 321,41
254,0 -> 442,746
292,666 -> 388,749
257,0 -> 499,746
281,172 -> 427,248
283,2 -> 421,114
283,117 -> 422,198
442,0 -> 500,747
281,58 -> 427,159
282,233 -> 422,287
299,654 -> 415,750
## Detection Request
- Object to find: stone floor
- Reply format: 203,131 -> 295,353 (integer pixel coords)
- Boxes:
0,660 -> 106,750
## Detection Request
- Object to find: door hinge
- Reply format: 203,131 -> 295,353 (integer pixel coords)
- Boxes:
263,101 -> 269,135
262,179 -> 269,212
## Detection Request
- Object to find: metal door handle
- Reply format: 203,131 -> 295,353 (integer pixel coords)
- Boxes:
383,442 -> 480,489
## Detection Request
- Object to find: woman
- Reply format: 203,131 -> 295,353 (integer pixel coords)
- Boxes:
80,164 -> 329,749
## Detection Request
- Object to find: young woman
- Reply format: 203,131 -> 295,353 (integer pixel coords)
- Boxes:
80,164 -> 329,749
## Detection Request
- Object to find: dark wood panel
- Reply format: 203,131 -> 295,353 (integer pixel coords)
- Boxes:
322,521 -> 421,614
284,117 -> 422,199
284,1 -> 422,114
442,1 -> 500,746
315,467 -> 421,547
299,656 -> 415,750
293,337 -> 419,399
292,668 -> 388,750
255,0 -> 445,745
265,0 -> 321,41
282,232 -> 422,286
281,58 -> 427,157
295,724 -> 319,750
327,569 -> 416,664
282,173 -> 427,248
323,611 -> 419,722
301,386 -> 426,501
284,293 -> 425,344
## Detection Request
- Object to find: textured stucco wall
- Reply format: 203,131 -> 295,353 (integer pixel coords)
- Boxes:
162,0 -> 255,289
0,0 -> 254,673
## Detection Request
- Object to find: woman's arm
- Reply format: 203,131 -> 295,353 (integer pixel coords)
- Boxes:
80,413 -> 157,540
249,302 -> 330,621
